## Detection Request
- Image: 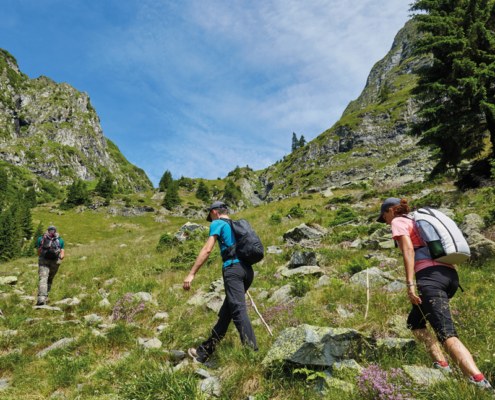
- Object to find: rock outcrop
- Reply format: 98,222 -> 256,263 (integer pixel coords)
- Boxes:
0,47 -> 152,192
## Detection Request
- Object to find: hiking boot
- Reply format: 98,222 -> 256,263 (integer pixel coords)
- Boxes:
433,362 -> 453,374
469,378 -> 494,391
35,299 -> 46,306
188,348 -> 204,365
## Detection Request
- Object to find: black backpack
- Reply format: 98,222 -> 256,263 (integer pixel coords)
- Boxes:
221,219 -> 264,265
40,235 -> 61,260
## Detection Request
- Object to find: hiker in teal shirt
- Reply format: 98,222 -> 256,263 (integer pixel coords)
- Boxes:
35,225 -> 65,306
183,201 -> 258,365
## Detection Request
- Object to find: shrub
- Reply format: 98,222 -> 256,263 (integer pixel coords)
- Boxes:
290,277 -> 311,297
345,257 -> 371,275
411,193 -> 443,209
327,194 -> 353,204
170,244 -> 198,270
361,189 -> 378,200
223,180 -> 242,204
268,214 -> 282,225
301,194 -> 313,200
484,206 -> 495,228
156,233 -> 176,252
327,206 -> 359,227
285,203 -> 305,218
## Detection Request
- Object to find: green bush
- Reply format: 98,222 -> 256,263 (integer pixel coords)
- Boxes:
412,193 -> 443,209
361,189 -> 378,200
345,257 -> 372,275
327,206 -> 359,227
301,194 -> 313,200
170,244 -> 198,270
286,203 -> 305,218
290,277 -> 311,297
156,234 -> 176,252
327,194 -> 353,204
269,214 -> 282,225
484,206 -> 495,228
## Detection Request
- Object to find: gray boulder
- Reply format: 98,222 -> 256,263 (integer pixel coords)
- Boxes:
349,267 -> 395,288
459,213 -> 484,233
402,365 -> 447,386
314,370 -> 354,396
37,338 -> 76,357
377,338 -> 416,351
207,296 -> 226,313
262,324 -> 370,367
267,246 -> 283,254
0,276 -> 17,285
198,376 -> 221,397
281,265 -> 323,278
33,305 -> 62,312
314,275 -> 331,288
288,251 -> 319,268
268,284 -> 295,305
385,280 -> 407,292
138,337 -> 162,350
174,222 -> 207,243
133,292 -> 153,302
465,231 -> 495,261
283,224 -> 327,242
210,278 -> 225,294
0,378 -> 11,391
321,188 -> 334,198
387,315 -> 411,338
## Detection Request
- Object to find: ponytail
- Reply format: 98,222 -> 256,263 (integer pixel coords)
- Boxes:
390,199 -> 410,216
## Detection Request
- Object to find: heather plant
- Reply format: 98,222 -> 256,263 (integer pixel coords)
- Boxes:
112,293 -> 146,323
357,365 -> 419,400
262,302 -> 300,329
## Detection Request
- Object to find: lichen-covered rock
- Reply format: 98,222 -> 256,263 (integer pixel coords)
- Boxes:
174,222 -> 207,242
314,370 -> 355,396
283,224 -> 327,242
138,337 -> 162,350
268,285 -> 295,306
402,365 -> 447,386
267,246 -> 283,254
331,359 -> 363,382
464,231 -> 495,261
387,315 -> 411,338
262,324 -> 370,367
385,280 -> 407,292
0,276 -> 17,285
281,265 -> 323,278
349,267 -> 395,288
377,338 -> 416,351
288,251 -> 320,268
36,338 -> 76,357
314,275 -> 331,288
198,376 -> 221,397
459,213 -> 484,233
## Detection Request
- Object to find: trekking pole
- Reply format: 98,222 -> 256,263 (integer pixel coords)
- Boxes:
246,291 -> 273,337
364,267 -> 370,319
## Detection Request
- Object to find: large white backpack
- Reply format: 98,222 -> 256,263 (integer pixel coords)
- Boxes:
406,208 -> 471,265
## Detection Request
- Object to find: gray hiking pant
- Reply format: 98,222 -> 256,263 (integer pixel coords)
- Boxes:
197,262 -> 258,362
37,256 -> 61,302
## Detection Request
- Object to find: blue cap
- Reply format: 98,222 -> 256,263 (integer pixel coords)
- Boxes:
376,198 -> 401,223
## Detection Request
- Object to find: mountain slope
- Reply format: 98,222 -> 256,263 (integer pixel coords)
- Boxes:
257,20 -> 433,202
0,48 -> 152,192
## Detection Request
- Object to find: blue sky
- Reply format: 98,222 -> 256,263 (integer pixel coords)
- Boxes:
2,0 -> 411,186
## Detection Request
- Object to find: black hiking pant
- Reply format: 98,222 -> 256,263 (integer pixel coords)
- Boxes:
407,265 -> 459,343
196,262 -> 258,362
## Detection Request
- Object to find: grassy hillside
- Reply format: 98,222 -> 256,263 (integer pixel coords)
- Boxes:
1,178 -> 495,399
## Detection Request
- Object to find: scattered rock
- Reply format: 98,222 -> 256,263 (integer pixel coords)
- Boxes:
33,305 -> 62,312
0,276 -> 17,285
20,295 -> 36,301
331,359 -> 363,381
92,329 -> 104,337
377,338 -> 416,351
187,291 -> 221,307
168,350 -> 186,360
78,257 -> 87,261
198,376 -> 221,397
283,224 -> 327,243
268,284 -> 295,306
152,312 -> 169,321
1,330 -> 18,337
207,296 -> 226,313
349,267 -> 395,288
402,365 -> 448,386
174,222 -> 207,243
459,213 -> 484,233
37,338 -> 76,357
262,324 -> 369,367
173,358 -> 190,371
99,298 -> 111,308
119,244 -> 127,248
314,370 -> 355,396
156,324 -> 169,333
267,246 -> 283,254
314,275 -> 331,288
138,337 -> 162,349
387,315 -> 411,338
133,292 -> 153,302
83,314 -> 103,323
336,305 -> 354,319
321,188 -> 334,198
0,378 -> 12,392
281,265 -> 323,278
196,369 -> 211,379
54,297 -> 81,306
257,290 -> 269,301
385,280 -> 407,292
378,240 -> 395,249
104,278 -> 119,286
288,251 -> 320,268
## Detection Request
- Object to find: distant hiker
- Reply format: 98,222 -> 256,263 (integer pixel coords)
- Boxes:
377,198 -> 492,390
183,201 -> 259,364
36,225 -> 65,306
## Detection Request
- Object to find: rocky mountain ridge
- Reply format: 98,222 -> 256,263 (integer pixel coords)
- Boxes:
0,48 -> 152,192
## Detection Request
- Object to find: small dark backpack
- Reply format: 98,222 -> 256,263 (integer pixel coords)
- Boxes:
41,235 -> 61,260
221,219 -> 264,265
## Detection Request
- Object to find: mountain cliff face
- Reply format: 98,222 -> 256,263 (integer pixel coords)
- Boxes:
0,48 -> 152,192
257,20 -> 434,202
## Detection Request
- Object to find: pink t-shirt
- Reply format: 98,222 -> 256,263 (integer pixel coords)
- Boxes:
391,216 -> 454,273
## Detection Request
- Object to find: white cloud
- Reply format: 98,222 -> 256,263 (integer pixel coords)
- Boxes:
90,0 -> 412,184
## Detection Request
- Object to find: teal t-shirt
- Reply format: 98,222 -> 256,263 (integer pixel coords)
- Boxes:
209,218 -> 240,268
37,236 -> 65,249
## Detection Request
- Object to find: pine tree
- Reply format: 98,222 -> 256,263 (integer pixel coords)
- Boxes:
26,187 -> 37,208
0,208 -> 21,261
96,175 -> 115,199
410,0 -> 495,175
19,205 -> 33,239
159,170 -> 173,192
378,84 -> 390,102
196,181 -> 211,203
162,181 -> 182,211
32,221 -> 43,249
0,168 -> 8,207
223,180 -> 242,204
291,132 -> 298,152
298,135 -> 307,148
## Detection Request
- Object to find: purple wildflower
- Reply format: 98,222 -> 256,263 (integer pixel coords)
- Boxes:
112,293 -> 146,323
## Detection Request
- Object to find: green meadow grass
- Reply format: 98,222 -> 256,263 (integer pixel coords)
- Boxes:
0,186 -> 494,399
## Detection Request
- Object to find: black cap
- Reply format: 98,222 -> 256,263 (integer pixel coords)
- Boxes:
206,201 -> 227,222
47,225 -> 57,231
376,198 -> 401,223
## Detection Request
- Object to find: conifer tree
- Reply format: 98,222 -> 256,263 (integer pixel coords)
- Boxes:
96,175 -> 115,199
196,181 -> 211,203
159,170 -> 173,192
0,208 -> 21,261
410,0 -> 495,175
26,187 -> 37,208
291,132 -> 298,152
298,135 -> 307,148
32,221 -> 43,248
162,181 -> 182,211
0,168 -> 8,207
223,180 -> 242,204
19,205 -> 33,239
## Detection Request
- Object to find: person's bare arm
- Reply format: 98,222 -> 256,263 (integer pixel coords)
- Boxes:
398,235 -> 421,305
183,235 -> 217,290
60,249 -> 65,260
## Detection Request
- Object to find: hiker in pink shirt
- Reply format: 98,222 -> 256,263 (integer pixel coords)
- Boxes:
378,198 -> 491,390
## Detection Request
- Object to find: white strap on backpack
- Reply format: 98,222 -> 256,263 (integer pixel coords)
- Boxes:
410,208 -> 470,265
